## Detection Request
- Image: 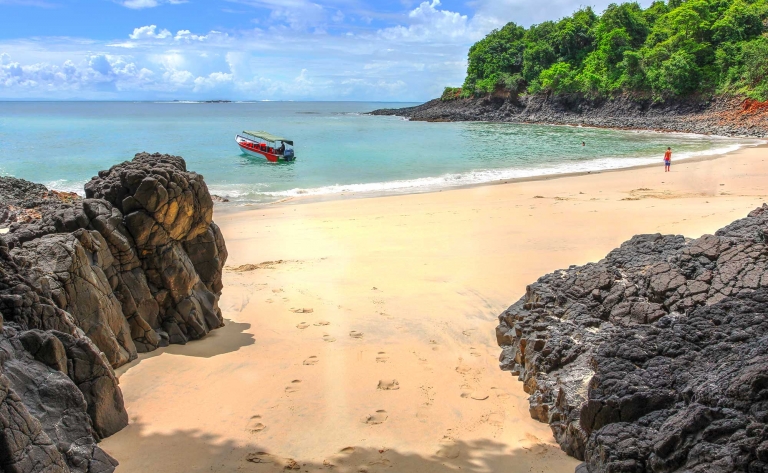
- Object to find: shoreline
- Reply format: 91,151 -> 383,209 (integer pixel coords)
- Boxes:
215,140 -> 768,212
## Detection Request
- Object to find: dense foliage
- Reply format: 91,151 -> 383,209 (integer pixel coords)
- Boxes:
459,0 -> 768,100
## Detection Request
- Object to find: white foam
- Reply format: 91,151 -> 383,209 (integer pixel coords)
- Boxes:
45,179 -> 87,196
258,140 -> 763,200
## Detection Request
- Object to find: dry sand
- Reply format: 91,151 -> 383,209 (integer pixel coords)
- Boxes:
102,145 -> 768,473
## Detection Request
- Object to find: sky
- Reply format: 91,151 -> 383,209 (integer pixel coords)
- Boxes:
0,0 -> 647,101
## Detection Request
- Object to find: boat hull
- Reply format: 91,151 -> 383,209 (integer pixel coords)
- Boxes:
236,135 -> 295,162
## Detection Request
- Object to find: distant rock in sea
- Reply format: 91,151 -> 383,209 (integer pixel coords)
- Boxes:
0,152 -> 227,472
497,205 -> 768,472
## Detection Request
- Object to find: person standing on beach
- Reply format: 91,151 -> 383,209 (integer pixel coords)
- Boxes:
664,147 -> 672,172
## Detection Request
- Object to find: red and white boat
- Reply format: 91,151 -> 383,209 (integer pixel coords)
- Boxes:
236,131 -> 295,162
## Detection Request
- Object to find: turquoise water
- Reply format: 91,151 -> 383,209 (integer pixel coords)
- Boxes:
0,101 -> 762,204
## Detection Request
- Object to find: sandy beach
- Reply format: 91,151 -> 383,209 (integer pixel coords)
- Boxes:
101,144 -> 767,473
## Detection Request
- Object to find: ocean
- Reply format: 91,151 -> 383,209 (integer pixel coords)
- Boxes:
0,101 -> 762,204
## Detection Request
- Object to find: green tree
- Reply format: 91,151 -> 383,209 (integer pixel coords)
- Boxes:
453,0 -> 768,100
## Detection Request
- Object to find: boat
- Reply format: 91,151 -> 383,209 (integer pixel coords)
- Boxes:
236,131 -> 295,162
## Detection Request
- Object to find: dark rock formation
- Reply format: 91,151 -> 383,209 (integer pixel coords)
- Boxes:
497,205 -> 768,472
84,152 -> 226,349
371,95 -> 768,138
0,152 -> 228,472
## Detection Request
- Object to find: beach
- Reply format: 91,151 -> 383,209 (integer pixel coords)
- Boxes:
100,144 -> 768,473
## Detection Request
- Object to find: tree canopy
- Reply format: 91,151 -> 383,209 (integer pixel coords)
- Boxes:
455,0 -> 768,100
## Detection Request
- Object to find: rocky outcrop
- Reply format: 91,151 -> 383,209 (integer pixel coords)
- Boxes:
371,95 -> 768,138
0,152 -> 228,472
497,205 -> 768,472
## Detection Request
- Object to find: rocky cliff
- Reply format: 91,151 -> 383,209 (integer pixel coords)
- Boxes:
497,206 -> 768,472
0,152 -> 227,472
371,95 -> 768,138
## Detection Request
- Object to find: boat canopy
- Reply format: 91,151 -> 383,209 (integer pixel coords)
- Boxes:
243,131 -> 293,145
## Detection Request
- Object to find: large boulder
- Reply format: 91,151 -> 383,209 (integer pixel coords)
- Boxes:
497,205 -> 768,472
0,152 -> 229,472
84,152 -> 225,345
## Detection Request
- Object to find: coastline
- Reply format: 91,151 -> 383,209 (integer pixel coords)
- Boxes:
102,143 -> 768,472
370,95 -> 768,138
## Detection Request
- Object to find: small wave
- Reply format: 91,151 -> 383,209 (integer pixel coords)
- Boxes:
45,179 -> 87,196
256,140 -> 762,200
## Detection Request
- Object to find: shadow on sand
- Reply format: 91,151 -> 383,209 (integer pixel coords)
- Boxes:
115,319 -> 254,375
106,420 -> 578,473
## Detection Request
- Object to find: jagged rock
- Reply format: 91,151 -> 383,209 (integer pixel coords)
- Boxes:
0,246 -> 123,472
497,204 -> 768,472
0,152 -> 229,472
85,152 -> 224,345
12,231 -> 137,367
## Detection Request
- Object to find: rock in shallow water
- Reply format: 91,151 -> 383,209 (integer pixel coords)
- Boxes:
0,152 -> 228,472
497,204 -> 768,472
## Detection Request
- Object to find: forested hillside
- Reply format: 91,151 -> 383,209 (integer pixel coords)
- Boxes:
450,0 -> 768,101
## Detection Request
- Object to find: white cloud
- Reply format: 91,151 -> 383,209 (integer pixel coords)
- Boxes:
129,25 -> 172,39
0,0 -> 540,100
122,0 -> 158,8
174,29 -> 226,42
88,54 -> 113,75
0,52 -> 157,94
193,71 -> 233,91
379,0 -> 496,42
163,68 -> 194,85
121,0 -> 186,9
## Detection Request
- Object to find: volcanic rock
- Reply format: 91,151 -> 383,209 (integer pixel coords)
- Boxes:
0,152 -> 228,472
371,95 -> 768,138
497,205 -> 768,472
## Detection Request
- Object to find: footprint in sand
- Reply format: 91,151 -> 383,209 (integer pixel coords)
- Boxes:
377,379 -> 400,390
460,389 -> 489,400
436,438 -> 460,459
285,380 -> 302,393
484,411 -> 505,427
376,352 -> 389,363
455,364 -> 472,374
245,415 -> 266,433
469,347 -> 481,357
349,330 -> 364,339
265,299 -> 274,304
362,410 -> 388,425
323,447 -> 356,468
491,387 -> 510,399
291,307 -> 314,313
303,356 -> 319,365
429,340 -> 439,351
314,320 -> 330,326
245,452 -> 299,469
322,334 -> 336,342
462,329 -> 476,337
272,288 -> 284,293
296,322 -> 309,329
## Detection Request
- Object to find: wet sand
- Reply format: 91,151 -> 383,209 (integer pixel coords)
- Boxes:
102,145 -> 768,472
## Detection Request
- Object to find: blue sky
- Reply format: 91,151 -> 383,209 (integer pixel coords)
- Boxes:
0,0 -> 645,101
